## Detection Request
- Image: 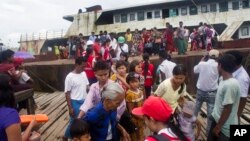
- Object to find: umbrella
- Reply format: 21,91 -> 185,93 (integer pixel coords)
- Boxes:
14,51 -> 35,59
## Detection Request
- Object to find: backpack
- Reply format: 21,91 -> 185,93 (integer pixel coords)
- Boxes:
149,134 -> 170,141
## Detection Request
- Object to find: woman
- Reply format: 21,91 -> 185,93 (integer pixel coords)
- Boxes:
132,96 -> 188,141
84,82 -> 130,141
154,64 -> 187,112
0,73 -> 37,141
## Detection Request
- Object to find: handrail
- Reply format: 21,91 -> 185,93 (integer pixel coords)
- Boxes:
20,29 -> 66,42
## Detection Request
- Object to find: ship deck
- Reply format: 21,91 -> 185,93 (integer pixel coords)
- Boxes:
19,91 -> 250,141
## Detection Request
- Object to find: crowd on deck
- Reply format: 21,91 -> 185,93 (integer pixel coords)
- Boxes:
54,21 -> 218,59
0,21 -> 249,141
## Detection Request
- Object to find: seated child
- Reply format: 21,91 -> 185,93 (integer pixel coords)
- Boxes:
70,119 -> 91,141
178,101 -> 201,141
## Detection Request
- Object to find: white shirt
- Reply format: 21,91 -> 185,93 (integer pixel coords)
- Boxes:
110,38 -> 117,50
116,43 -> 129,60
16,71 -> 31,84
194,59 -> 219,91
64,72 -> 89,100
106,122 -> 112,140
159,60 -> 176,80
233,66 -> 250,98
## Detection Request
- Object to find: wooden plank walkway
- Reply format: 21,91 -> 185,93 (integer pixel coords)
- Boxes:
19,91 -> 250,141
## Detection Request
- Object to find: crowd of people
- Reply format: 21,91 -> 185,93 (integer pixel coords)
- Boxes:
0,21 -> 249,141
58,21 -> 218,59
61,38 -> 249,141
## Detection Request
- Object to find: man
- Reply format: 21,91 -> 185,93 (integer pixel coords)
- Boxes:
208,54 -> 240,141
158,51 -> 176,82
63,57 -> 89,140
84,82 -> 130,141
193,49 -> 219,135
226,50 -> 250,122
176,21 -> 186,55
88,32 -> 96,42
116,36 -> 129,60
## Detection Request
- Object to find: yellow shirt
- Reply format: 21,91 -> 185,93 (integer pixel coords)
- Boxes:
154,78 -> 186,111
125,33 -> 132,42
126,89 -> 143,104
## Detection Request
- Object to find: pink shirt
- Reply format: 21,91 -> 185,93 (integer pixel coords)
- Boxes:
79,79 -> 126,120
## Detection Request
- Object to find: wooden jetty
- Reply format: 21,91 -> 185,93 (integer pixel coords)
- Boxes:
18,91 -> 250,141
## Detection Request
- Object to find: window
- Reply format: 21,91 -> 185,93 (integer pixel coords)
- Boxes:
201,5 -> 208,13
147,12 -> 152,19
219,2 -> 228,12
232,1 -> 239,10
129,13 -> 135,21
121,14 -> 127,23
189,6 -> 198,15
210,3 -> 217,12
114,15 -> 120,23
241,27 -> 249,36
169,8 -> 178,17
137,11 -> 144,21
154,11 -> 161,18
242,0 -> 249,8
181,7 -> 187,15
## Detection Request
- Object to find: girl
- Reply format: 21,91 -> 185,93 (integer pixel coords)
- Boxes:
110,60 -> 129,91
101,39 -> 111,61
129,60 -> 145,91
154,64 -> 187,112
141,53 -> 154,98
132,96 -> 188,141
125,72 -> 144,141
83,47 -> 97,86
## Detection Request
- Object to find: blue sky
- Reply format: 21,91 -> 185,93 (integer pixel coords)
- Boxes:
0,0 -> 165,48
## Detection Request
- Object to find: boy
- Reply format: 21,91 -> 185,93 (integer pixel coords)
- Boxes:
63,57 -> 89,140
70,119 -> 91,141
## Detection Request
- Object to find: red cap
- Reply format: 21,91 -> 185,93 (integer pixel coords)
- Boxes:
13,58 -> 24,67
132,96 -> 173,122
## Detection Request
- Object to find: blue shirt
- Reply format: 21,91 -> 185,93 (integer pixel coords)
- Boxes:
84,102 -> 118,141
0,107 -> 20,141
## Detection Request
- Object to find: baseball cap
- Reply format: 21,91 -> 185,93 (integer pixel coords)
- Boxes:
209,49 -> 219,58
132,96 -> 173,122
182,101 -> 195,115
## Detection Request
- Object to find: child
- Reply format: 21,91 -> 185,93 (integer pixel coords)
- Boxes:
120,52 -> 129,66
141,53 -> 154,98
125,72 -> 144,141
110,58 -> 117,75
70,119 -> 91,141
129,60 -> 145,96
178,101 -> 201,141
110,60 -> 129,91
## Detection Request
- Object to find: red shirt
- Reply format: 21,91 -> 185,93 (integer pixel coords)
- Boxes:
93,42 -> 101,60
0,63 -> 15,75
84,55 -> 95,78
141,62 -> 154,86
103,47 -> 111,61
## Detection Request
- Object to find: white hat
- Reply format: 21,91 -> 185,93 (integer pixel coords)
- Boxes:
86,40 -> 94,46
209,49 -> 219,58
